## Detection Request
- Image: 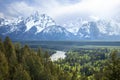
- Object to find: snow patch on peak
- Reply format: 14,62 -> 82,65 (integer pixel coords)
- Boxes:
25,20 -> 35,32
0,18 -> 5,26
15,16 -> 24,24
42,25 -> 62,33
63,20 -> 82,35
25,13 -> 56,33
0,16 -> 24,26
97,18 -> 120,35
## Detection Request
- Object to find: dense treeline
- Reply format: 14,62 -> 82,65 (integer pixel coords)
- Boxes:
0,37 -> 70,80
55,48 -> 120,80
0,37 -> 120,80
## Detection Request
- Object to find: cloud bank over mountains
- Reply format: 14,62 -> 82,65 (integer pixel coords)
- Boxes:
0,0 -> 120,24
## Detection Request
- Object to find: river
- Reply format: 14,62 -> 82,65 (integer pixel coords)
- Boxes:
50,51 -> 66,61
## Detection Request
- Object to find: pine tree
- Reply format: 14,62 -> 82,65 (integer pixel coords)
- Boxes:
37,48 -> 43,58
71,70 -> 78,80
14,43 -> 21,63
104,50 -> 120,80
0,51 -> 9,80
4,37 -> 17,64
26,54 -> 44,80
3,37 -> 17,79
0,38 -> 5,53
21,45 -> 31,63
13,64 -> 31,80
44,51 -> 50,63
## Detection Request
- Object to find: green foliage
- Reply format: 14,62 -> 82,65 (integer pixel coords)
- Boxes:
4,36 -> 17,65
37,48 -> 43,57
104,50 -> 120,80
0,38 -> 5,53
55,48 -> 120,80
1,37 -> 120,80
0,51 -> 9,80
24,53 -> 44,80
0,37 -> 70,80
13,64 -> 31,80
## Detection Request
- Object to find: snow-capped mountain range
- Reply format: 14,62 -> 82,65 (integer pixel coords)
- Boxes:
0,11 -> 120,40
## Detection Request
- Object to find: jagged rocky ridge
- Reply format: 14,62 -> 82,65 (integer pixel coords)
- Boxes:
0,12 -> 120,40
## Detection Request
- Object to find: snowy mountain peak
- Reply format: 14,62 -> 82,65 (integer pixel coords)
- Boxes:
25,12 -> 56,33
14,16 -> 24,24
0,13 -> 120,40
0,16 -> 24,26
0,18 -> 5,26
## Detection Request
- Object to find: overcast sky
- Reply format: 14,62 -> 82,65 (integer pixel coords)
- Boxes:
0,0 -> 120,24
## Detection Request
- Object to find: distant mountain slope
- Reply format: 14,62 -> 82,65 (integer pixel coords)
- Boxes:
39,25 -> 75,40
0,12 -> 120,40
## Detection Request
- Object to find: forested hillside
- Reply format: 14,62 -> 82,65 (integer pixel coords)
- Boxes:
55,48 -> 120,80
0,37 -> 120,80
0,37 -> 70,80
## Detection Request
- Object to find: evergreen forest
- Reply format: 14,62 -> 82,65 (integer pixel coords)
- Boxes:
0,37 -> 120,80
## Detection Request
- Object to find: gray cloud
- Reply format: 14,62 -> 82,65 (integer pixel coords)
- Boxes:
0,0 -> 120,24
